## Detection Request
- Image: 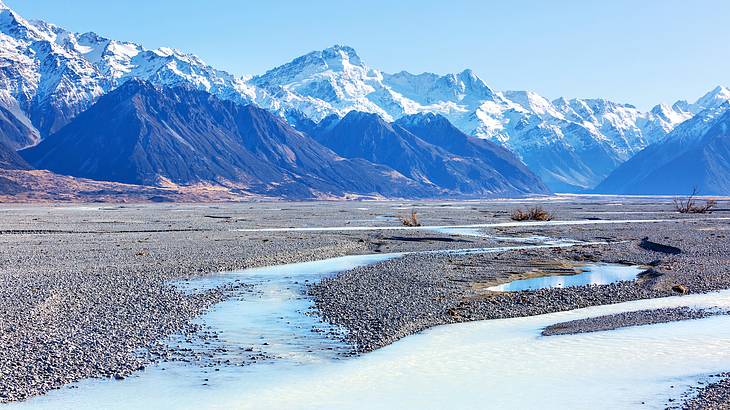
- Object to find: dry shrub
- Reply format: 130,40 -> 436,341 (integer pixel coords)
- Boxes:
528,206 -> 553,221
400,210 -> 421,227
511,206 -> 553,222
510,209 -> 530,221
674,188 -> 716,214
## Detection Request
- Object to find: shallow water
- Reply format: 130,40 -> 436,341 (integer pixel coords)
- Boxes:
488,263 -> 644,292
233,217 -> 730,233
432,226 -> 585,246
8,245 -> 730,410
176,254 -> 402,363
13,290 -> 730,410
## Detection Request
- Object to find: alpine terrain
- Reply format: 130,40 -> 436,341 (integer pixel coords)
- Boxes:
596,102 -> 730,195
0,0 -> 729,195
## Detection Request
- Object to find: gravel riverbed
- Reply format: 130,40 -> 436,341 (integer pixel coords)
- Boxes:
541,307 -> 729,336
0,199 -> 728,408
311,220 -> 730,352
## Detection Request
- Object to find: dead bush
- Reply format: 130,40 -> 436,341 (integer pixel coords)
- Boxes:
528,206 -> 553,221
400,210 -> 421,227
510,209 -> 530,221
674,188 -> 716,214
511,206 -> 553,222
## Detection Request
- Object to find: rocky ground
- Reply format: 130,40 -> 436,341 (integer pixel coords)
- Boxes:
0,202 -> 375,402
542,307 -> 729,336
684,374 -> 730,410
0,198 -> 728,407
311,217 -> 730,352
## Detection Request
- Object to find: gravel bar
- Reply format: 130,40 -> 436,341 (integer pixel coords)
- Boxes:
541,307 -> 729,336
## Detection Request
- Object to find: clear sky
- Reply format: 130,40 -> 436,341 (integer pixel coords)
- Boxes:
7,0 -> 730,110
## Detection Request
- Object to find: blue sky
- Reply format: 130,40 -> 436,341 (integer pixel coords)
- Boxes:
8,0 -> 730,110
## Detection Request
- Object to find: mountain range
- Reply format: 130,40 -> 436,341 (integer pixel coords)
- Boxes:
306,111 -> 546,195
597,103 -> 730,195
0,1 -> 728,198
20,80 -> 433,199
20,80 -> 546,198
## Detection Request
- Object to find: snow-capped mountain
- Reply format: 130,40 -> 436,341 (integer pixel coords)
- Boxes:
0,0 -> 262,142
249,45 -> 729,190
32,20 -> 260,103
250,45 -> 405,122
673,86 -> 730,116
596,103 -> 730,195
0,1 -> 104,142
1,1 -> 729,193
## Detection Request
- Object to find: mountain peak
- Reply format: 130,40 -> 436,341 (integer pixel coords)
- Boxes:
505,90 -> 563,118
99,78 -> 160,102
458,68 -> 476,78
670,85 -> 730,116
696,85 -> 730,106
119,77 -> 154,89
397,112 -> 449,127
295,44 -> 364,70
341,110 -> 386,124
451,68 -> 486,85
321,44 -> 361,65
252,44 -> 368,90
710,85 -> 730,94
650,103 -> 671,115
0,2 -> 45,41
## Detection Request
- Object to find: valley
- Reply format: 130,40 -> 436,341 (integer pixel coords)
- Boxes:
1,1 -> 730,409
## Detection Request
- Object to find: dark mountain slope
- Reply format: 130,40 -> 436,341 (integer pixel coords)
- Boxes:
596,105 -> 730,195
0,97 -> 41,149
395,113 -> 548,194
21,80 -> 430,198
310,111 -> 548,197
0,139 -> 29,169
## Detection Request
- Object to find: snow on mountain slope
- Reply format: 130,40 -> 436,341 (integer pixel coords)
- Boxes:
251,45 -> 407,121
638,103 -> 693,145
1,1 -> 729,193
37,23 -> 260,103
0,89 -> 39,149
552,98 -> 645,158
0,2 -> 105,138
671,86 -> 730,118
0,1 -> 263,141
252,44 -> 729,190
596,103 -> 730,195
384,69 -> 498,108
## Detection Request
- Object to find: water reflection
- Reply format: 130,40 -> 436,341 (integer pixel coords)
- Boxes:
488,263 -> 644,292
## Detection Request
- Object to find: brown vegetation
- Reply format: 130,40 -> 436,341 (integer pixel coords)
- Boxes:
673,188 -> 716,214
0,170 -> 260,203
510,206 -> 554,222
400,210 -> 421,227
